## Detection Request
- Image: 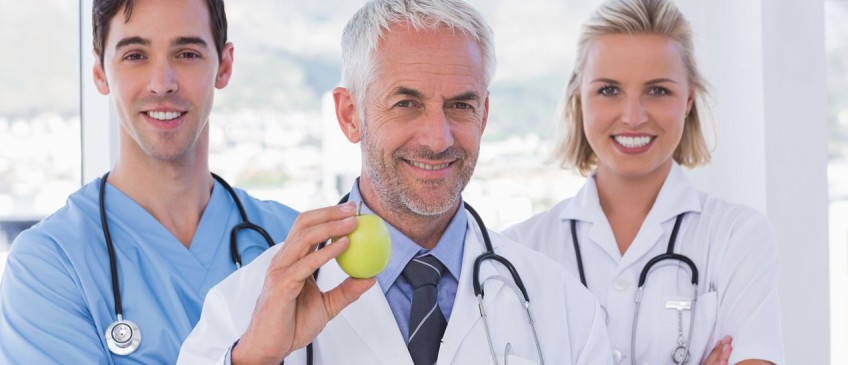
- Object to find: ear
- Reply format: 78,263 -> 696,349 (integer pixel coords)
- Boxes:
92,50 -> 110,95
333,86 -> 362,143
215,42 -> 235,89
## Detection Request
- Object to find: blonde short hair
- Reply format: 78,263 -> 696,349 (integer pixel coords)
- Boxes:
557,0 -> 711,175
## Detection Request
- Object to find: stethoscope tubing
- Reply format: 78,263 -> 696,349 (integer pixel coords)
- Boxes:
99,172 -> 124,320
572,213 -> 699,364
99,172 -> 274,355
301,198 -> 542,365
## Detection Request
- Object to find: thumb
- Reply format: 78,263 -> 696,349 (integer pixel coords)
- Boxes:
323,277 -> 376,319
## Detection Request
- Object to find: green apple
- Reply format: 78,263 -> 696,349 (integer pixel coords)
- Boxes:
336,213 -> 392,278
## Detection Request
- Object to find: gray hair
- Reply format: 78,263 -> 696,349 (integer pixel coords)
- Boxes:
341,0 -> 496,114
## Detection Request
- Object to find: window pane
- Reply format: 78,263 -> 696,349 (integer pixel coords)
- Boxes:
211,0 -> 599,229
0,1 -> 81,270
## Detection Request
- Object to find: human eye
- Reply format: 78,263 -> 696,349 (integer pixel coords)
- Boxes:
394,100 -> 415,108
598,85 -> 619,96
177,50 -> 203,60
122,52 -> 145,62
647,86 -> 671,96
450,102 -> 474,111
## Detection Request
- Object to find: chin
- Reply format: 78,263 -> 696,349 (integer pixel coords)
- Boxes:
401,189 -> 458,216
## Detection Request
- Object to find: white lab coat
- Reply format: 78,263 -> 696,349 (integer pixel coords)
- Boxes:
503,163 -> 785,365
179,209 -> 613,365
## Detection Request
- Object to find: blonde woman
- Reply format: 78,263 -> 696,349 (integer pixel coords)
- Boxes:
503,0 -> 784,364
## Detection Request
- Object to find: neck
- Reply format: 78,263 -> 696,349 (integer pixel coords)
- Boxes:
107,130 -> 213,248
358,181 -> 458,251
594,161 -> 672,253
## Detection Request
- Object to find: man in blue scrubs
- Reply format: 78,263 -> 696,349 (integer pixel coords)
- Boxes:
0,0 -> 298,363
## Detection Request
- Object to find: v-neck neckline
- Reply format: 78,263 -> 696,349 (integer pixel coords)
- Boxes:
101,179 -> 233,278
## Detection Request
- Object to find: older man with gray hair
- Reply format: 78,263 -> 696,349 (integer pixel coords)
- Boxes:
178,1 -> 612,364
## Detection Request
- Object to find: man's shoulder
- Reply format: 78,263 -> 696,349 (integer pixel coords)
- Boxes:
11,181 -> 100,255
230,188 -> 299,223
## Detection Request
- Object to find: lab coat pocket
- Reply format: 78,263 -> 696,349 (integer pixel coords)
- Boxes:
691,291 -> 719,364
639,291 -> 717,365
495,354 -> 539,365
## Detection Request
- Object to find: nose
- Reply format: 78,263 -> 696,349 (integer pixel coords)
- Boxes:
417,109 -> 454,153
621,95 -> 648,127
147,59 -> 178,95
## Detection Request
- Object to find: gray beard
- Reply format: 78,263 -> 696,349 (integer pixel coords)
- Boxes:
360,134 -> 476,217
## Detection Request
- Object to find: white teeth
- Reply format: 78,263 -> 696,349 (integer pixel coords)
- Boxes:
146,111 -> 182,121
409,161 -> 450,170
614,135 -> 652,148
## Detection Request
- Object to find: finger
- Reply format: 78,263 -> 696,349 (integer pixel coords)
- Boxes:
260,238 -> 352,305
322,276 -> 377,320
280,202 -> 356,251
274,212 -> 358,268
721,342 -> 732,362
720,336 -> 732,361
293,202 -> 357,228
286,236 -> 353,280
701,339 -> 723,365
288,215 -> 358,263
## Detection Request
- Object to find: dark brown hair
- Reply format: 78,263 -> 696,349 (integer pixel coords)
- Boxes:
92,0 -> 228,66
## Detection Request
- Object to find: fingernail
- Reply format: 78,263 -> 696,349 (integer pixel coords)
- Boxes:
340,202 -> 355,213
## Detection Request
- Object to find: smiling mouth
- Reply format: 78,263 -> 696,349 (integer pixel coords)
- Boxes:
407,160 -> 452,170
146,111 -> 184,121
613,135 -> 654,148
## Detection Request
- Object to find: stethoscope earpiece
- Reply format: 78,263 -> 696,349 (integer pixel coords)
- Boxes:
105,316 -> 141,355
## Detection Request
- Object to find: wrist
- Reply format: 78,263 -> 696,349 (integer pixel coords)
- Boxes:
231,333 -> 288,365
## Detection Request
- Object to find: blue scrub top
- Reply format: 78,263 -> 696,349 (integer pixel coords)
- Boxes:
0,177 -> 298,364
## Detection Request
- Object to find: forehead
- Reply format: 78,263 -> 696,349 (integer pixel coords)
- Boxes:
371,23 -> 486,90
583,33 -> 688,80
105,0 -> 212,47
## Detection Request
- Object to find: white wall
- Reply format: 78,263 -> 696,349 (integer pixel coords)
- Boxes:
80,0 -> 117,183
680,0 -> 830,363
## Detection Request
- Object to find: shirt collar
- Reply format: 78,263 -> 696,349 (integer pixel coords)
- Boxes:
346,179 -> 466,293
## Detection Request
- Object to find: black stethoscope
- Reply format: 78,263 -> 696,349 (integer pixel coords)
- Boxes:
570,213 -> 699,365
98,172 -> 275,356
297,197 -> 544,365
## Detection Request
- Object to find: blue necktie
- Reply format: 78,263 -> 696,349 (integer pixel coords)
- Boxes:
402,255 -> 447,365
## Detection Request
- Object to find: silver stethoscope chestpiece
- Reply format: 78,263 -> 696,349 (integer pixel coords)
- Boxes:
105,317 -> 141,356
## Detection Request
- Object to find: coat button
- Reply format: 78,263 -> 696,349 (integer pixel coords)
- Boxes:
613,278 -> 630,291
612,349 -> 622,363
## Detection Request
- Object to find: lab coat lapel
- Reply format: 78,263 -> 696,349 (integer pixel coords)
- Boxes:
616,163 -> 702,270
317,258 -> 412,365
559,176 -> 622,262
438,210 -> 504,364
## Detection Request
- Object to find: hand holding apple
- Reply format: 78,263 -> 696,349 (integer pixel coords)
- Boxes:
335,202 -> 392,278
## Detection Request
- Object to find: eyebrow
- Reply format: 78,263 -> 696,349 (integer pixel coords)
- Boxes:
447,91 -> 482,105
172,36 -> 208,49
114,36 -> 208,51
645,78 -> 678,85
390,87 -> 481,103
589,78 -> 619,85
589,78 -> 679,85
115,36 -> 149,50
392,86 -> 425,99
